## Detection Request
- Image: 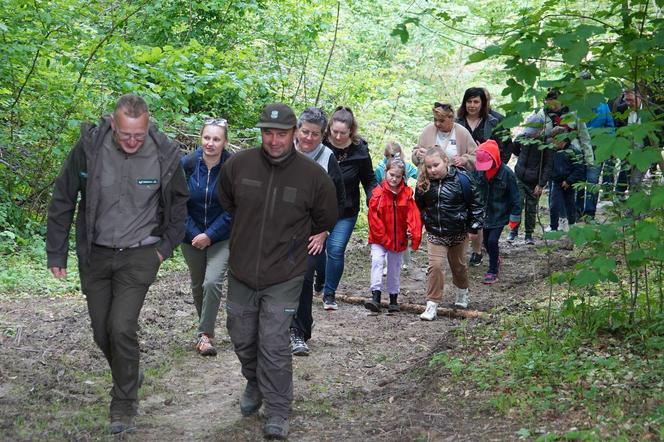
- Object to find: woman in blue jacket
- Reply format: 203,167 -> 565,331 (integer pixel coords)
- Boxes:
181,118 -> 232,356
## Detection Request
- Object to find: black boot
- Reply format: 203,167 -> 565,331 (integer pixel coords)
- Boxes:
364,290 -> 381,312
388,293 -> 400,313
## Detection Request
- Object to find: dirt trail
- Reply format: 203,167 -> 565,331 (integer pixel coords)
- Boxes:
0,236 -> 568,440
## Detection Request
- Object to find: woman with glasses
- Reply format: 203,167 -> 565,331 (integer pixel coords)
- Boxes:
321,106 -> 377,310
181,118 -> 233,356
412,102 -> 478,170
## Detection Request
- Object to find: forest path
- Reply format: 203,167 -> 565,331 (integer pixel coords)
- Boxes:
0,233 -> 569,440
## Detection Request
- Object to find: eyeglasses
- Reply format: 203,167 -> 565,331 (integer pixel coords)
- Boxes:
298,128 -> 322,138
114,130 -> 146,142
334,106 -> 353,113
204,118 -> 227,127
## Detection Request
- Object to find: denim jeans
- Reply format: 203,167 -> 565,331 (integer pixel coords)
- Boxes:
482,227 -> 503,274
323,215 -> 358,295
576,165 -> 601,217
550,182 -> 577,230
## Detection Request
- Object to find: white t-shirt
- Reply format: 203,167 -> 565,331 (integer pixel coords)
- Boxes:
436,127 -> 457,159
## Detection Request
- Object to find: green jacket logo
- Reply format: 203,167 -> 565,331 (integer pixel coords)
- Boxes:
137,179 -> 159,185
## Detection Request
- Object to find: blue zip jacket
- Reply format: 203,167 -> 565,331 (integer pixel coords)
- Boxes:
475,164 -> 521,229
182,148 -> 232,244
587,102 -> 615,134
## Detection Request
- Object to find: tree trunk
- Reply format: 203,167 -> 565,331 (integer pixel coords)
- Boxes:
335,294 -> 489,319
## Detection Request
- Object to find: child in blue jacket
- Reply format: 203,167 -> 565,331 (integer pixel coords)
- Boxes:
474,140 -> 521,284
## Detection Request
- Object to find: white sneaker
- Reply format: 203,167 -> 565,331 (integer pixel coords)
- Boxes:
420,301 -> 438,321
559,218 -> 569,232
454,288 -> 469,309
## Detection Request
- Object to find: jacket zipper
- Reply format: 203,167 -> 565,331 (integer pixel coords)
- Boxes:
437,181 -> 443,233
256,167 -> 275,286
204,167 -> 211,229
393,193 -> 397,251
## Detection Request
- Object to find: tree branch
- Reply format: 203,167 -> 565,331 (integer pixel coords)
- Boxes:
315,1 -> 340,106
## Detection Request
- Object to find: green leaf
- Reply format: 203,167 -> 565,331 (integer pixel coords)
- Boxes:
562,40 -> 589,66
626,249 -> 647,267
591,256 -> 616,273
635,221 -> 660,242
390,24 -> 409,44
572,269 -> 600,286
628,147 -> 663,171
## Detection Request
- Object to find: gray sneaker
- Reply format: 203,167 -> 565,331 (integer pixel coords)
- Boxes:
290,328 -> 310,356
264,416 -> 289,440
323,293 -> 338,310
239,380 -> 263,416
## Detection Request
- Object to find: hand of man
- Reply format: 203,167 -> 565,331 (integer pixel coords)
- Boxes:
561,181 -> 569,190
50,267 -> 67,279
191,233 -> 211,250
534,185 -> 543,197
452,156 -> 464,167
307,231 -> 328,255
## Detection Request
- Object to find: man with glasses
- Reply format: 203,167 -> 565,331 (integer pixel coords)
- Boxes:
46,94 -> 188,434
217,103 -> 337,439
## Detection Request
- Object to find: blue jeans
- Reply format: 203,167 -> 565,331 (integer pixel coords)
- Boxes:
575,165 -> 601,217
482,227 -> 503,274
323,215 -> 358,296
550,182 -> 577,230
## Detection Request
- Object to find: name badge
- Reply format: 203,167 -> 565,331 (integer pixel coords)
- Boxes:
137,178 -> 159,185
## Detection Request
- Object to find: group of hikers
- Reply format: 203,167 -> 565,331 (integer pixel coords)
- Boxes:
45,84 -> 661,439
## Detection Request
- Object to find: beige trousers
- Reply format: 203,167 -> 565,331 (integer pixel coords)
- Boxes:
425,239 -> 469,302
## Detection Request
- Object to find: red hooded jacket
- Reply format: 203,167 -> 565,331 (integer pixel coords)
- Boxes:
368,180 -> 422,252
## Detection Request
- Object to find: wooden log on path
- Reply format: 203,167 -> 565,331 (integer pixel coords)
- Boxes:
336,294 -> 489,320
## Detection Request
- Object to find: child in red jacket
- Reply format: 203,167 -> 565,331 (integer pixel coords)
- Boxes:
366,156 -> 422,313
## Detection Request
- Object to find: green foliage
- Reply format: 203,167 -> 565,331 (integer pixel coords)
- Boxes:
432,310 -> 664,440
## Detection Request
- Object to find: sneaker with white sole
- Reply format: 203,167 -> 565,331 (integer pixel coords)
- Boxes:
454,288 -> 469,309
290,328 -> 309,356
322,293 -> 338,310
420,301 -> 438,321
469,252 -> 483,267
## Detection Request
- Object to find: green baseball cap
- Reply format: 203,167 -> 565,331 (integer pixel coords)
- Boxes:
256,103 -> 297,129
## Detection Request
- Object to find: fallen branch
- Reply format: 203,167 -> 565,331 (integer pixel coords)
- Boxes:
336,294 -> 489,319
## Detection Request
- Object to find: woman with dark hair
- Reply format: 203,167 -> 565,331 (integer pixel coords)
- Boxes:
456,88 -> 512,266
321,106 -> 377,310
457,87 -> 511,164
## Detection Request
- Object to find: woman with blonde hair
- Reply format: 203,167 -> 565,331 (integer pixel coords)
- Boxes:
412,102 -> 478,170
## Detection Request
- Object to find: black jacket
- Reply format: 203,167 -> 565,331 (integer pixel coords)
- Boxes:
457,114 -> 513,165
414,167 -> 484,236
513,138 -> 553,187
324,138 -> 377,219
551,146 -> 586,185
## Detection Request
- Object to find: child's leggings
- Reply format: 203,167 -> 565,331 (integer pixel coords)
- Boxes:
482,227 -> 504,275
370,244 -> 402,293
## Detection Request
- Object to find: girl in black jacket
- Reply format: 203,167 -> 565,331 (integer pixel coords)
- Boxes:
415,146 -> 484,320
